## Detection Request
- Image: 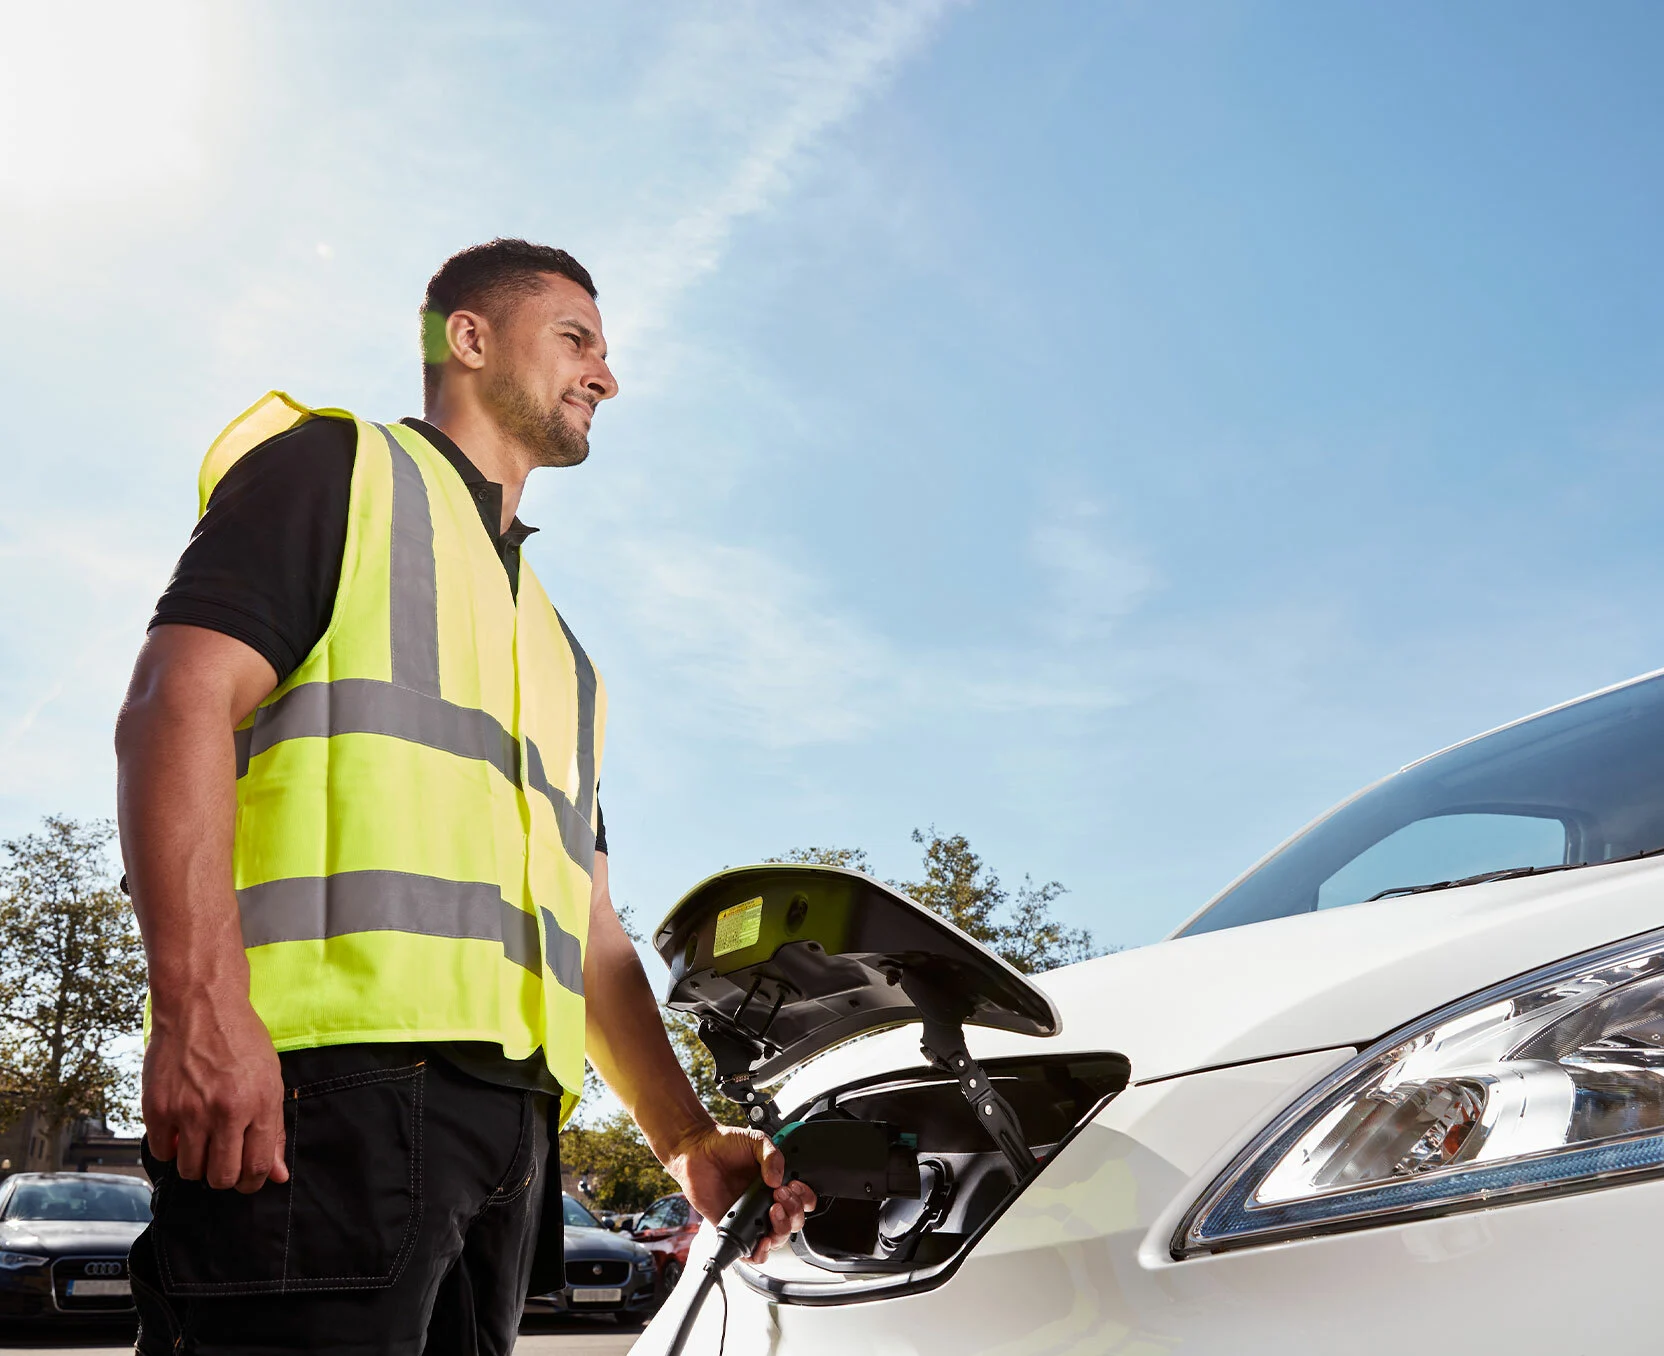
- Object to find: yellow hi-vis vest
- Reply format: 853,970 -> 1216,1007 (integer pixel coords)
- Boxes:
204,392 -> 605,1125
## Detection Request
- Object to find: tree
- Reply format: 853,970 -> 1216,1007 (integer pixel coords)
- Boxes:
897,827 -> 1101,974
0,817 -> 147,1143
775,831 -> 1107,974
560,1112 -> 677,1213
767,846 -> 873,874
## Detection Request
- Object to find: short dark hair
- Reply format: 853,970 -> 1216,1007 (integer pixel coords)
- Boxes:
421,239 -> 598,404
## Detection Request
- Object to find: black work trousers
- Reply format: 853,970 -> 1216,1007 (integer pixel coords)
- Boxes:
131,1044 -> 561,1356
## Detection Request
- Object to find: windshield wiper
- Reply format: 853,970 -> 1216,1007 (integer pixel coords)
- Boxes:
1366,845 -> 1664,902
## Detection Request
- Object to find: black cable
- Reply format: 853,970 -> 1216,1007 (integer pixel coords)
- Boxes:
715,1269 -> 730,1356
664,1266 -> 719,1356
663,1179 -> 772,1356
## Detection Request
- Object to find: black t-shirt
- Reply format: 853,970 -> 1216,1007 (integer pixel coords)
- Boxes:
150,416 -> 606,1095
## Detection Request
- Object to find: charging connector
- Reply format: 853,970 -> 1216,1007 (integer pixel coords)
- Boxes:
662,1119 -> 921,1355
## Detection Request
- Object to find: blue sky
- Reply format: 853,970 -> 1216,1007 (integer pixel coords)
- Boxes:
2,1 -> 1663,958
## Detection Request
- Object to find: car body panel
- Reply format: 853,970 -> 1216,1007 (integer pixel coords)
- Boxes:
775,853 -> 1664,1116
645,1043 -> 1664,1353
639,853 -> 1664,1354
638,667 -> 1664,1353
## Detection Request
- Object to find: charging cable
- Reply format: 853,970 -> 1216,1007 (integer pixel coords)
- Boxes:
663,1177 -> 773,1356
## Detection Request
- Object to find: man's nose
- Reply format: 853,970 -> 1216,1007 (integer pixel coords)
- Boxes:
587,359 -> 619,402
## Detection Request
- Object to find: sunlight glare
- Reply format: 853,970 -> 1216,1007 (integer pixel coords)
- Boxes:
0,0 -> 210,208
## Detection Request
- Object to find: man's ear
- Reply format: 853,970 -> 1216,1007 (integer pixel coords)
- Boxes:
445,308 -> 489,372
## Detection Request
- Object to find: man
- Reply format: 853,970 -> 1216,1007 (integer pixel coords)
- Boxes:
114,239 -> 812,1354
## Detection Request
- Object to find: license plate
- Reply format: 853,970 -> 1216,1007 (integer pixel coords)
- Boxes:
67,1279 -> 131,1297
570,1286 -> 622,1304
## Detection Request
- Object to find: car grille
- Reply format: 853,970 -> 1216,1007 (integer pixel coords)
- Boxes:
565,1258 -> 631,1289
52,1256 -> 133,1312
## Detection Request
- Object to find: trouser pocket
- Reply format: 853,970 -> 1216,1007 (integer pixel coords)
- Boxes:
147,1058 -> 425,1295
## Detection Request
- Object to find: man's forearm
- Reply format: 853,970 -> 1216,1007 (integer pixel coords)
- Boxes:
115,626 -> 289,1191
115,650 -> 249,1002
581,856 -> 714,1160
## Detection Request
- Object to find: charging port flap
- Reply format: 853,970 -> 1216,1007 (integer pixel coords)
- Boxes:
655,864 -> 1061,1166
655,863 -> 1059,1087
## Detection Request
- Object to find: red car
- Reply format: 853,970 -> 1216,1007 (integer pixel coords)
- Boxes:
629,1192 -> 703,1293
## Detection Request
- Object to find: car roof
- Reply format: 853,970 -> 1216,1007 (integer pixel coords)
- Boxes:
4,1172 -> 145,1184
1398,665 -> 1664,773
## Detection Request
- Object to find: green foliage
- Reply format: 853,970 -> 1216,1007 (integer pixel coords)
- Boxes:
897,827 -> 1102,974
773,831 -> 1109,975
0,817 -> 147,1136
664,1010 -> 751,1127
559,1111 -> 677,1213
767,845 -> 874,873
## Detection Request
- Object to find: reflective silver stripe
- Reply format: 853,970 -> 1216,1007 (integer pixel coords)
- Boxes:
553,610 -> 598,823
377,423 -> 442,698
234,680 -> 519,783
236,870 -> 580,990
524,737 -> 597,876
539,905 -> 586,996
234,683 -> 594,879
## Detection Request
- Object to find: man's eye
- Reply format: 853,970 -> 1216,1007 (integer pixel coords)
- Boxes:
564,333 -> 581,350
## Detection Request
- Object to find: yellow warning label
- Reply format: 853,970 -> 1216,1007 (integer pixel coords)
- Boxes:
714,896 -> 764,957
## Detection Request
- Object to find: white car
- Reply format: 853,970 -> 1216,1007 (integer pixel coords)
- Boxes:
638,667 -> 1664,1355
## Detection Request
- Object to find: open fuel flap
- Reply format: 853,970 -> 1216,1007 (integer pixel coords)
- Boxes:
655,865 -> 1129,1293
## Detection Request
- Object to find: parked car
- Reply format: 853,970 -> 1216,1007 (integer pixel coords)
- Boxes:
0,1172 -> 149,1319
594,1209 -> 640,1233
630,1192 -> 702,1293
638,668 -> 1664,1355
523,1195 -> 656,1320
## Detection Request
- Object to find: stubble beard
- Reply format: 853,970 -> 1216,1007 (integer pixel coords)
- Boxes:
484,367 -> 591,468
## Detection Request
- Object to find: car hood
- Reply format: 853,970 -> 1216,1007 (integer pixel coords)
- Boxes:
562,1225 -> 643,1260
776,854 -> 1664,1107
0,1218 -> 146,1254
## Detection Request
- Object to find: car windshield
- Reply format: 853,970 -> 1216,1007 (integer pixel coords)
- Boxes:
562,1196 -> 600,1229
1181,673 -> 1664,935
5,1178 -> 152,1223
637,1197 -> 684,1230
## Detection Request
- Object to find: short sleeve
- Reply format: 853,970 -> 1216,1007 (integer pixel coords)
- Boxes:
149,418 -> 356,683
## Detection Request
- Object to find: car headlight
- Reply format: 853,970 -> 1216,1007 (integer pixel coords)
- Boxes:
1177,928 -> 1664,1256
633,1249 -> 655,1273
0,1252 -> 48,1270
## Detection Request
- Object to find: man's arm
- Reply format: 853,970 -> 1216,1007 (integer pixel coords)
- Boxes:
114,624 -> 289,1195
582,855 -> 814,1260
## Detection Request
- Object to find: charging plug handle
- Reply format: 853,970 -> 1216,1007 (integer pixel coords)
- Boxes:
665,1179 -> 775,1356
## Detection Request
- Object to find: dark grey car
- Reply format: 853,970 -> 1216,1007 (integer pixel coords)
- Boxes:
523,1196 -> 656,1319
0,1173 -> 150,1320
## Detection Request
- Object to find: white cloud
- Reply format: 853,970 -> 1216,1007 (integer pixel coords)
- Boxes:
597,0 -> 962,353
612,530 -> 891,746
1030,498 -> 1159,646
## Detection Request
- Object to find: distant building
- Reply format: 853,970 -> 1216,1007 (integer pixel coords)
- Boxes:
0,1109 -> 144,1180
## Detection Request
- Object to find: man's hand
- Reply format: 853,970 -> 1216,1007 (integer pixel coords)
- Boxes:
580,863 -> 814,1259
665,1123 -> 817,1263
143,989 -> 289,1194
117,625 -> 286,1194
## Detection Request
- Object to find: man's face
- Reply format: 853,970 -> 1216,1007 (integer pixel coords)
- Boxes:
482,273 -> 618,467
